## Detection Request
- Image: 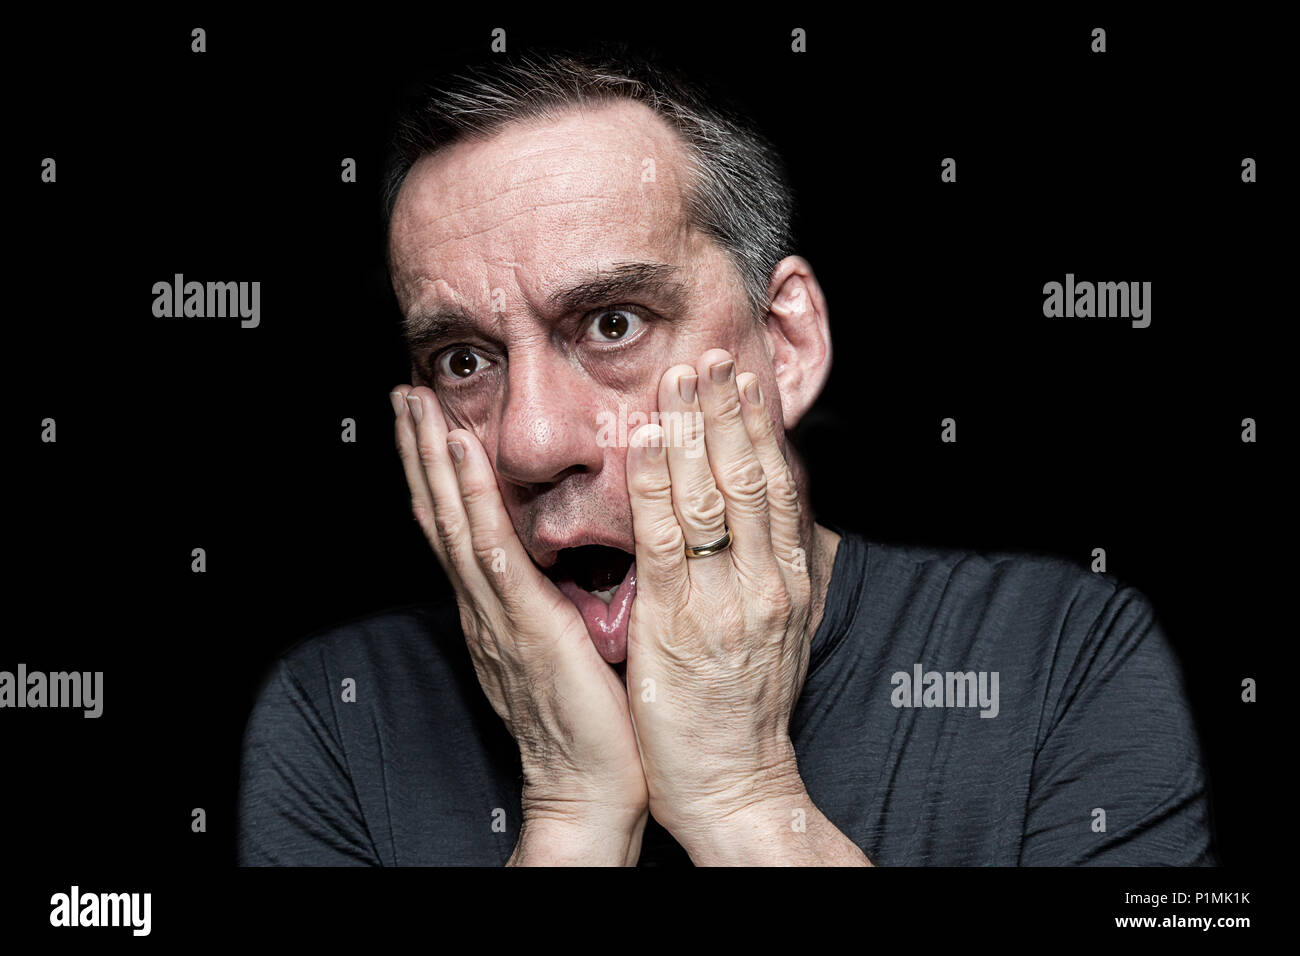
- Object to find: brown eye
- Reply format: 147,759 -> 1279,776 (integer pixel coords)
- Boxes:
437,347 -> 490,380
587,308 -> 642,342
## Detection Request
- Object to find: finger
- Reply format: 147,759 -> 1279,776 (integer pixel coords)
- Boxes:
625,422 -> 689,607
391,385 -> 459,584
734,372 -> 804,578
403,385 -> 492,604
657,364 -> 730,589
445,426 -> 572,626
694,349 -> 775,583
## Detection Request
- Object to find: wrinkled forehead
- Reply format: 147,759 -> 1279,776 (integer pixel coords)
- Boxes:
388,100 -> 698,313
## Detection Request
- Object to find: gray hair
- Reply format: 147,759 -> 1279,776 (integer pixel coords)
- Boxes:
381,49 -> 796,322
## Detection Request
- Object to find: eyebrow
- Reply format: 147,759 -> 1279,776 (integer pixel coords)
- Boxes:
401,307 -> 483,352
402,261 -> 688,352
546,261 -> 687,317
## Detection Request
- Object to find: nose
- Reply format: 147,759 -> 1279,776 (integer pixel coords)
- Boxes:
494,349 -> 605,488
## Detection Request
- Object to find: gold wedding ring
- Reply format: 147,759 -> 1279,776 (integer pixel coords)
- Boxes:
684,526 -> 732,558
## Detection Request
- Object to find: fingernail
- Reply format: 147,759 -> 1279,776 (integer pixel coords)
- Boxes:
407,395 -> 423,424
640,425 -> 665,458
710,359 -> 734,384
744,379 -> 761,406
390,391 -> 406,417
678,374 -> 697,403
447,439 -> 465,464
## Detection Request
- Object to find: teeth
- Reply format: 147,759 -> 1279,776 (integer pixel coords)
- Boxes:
590,586 -> 616,605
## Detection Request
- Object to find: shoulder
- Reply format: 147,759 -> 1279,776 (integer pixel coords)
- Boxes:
243,600 -> 483,752
852,537 -> 1181,737
237,601 -> 508,866
267,601 -> 468,697
870,537 -> 1191,735
861,537 -> 1145,653
866,538 -> 1119,609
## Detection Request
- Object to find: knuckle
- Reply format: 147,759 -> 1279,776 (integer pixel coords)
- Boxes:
645,519 -> 687,562
724,456 -> 768,505
682,485 -> 727,528
767,467 -> 801,513
458,474 -> 496,510
411,498 -> 434,531
675,409 -> 704,444
766,584 -> 795,620
417,436 -> 441,472
471,537 -> 504,573
710,387 -> 745,424
436,513 -> 466,558
629,466 -> 674,502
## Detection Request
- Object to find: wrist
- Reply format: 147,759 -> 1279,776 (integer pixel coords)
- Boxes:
671,788 -> 811,866
657,741 -> 869,865
508,803 -> 648,866
658,739 -> 808,862
681,794 -> 873,866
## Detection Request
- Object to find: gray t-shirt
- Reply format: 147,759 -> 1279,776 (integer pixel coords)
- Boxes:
237,530 -> 1216,866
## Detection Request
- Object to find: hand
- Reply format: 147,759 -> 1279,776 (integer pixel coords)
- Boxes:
392,385 -> 648,865
623,349 -> 816,857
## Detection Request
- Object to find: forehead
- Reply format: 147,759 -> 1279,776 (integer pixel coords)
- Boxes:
388,99 -> 697,311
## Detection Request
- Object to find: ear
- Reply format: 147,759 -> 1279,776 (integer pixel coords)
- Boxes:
763,256 -> 832,430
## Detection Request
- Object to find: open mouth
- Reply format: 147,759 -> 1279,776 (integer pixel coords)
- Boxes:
542,545 -> 637,664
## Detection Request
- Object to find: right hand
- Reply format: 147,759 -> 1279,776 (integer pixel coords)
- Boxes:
392,385 -> 649,865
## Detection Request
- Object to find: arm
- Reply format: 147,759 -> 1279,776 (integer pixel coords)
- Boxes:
237,660 -> 380,866
1019,585 -> 1215,865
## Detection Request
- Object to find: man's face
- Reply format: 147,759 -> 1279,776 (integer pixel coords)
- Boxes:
388,101 -> 777,661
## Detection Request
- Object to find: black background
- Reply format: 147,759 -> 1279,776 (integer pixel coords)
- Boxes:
8,7 -> 1279,937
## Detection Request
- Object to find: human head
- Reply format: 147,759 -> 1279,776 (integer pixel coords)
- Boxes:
384,48 -> 831,576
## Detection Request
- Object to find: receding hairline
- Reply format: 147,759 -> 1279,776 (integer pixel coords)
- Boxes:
388,98 -> 698,240
381,51 -> 797,323
386,98 -> 739,301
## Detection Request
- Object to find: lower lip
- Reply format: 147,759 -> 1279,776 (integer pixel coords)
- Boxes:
556,561 -> 638,664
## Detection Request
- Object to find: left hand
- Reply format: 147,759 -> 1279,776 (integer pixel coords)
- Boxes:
624,348 -> 814,856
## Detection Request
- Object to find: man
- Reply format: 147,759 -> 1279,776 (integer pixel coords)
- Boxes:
238,51 -> 1215,865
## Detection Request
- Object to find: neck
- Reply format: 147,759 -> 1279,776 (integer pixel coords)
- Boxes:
805,521 -> 842,641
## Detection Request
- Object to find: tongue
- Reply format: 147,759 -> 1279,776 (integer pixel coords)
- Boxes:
557,561 -> 637,664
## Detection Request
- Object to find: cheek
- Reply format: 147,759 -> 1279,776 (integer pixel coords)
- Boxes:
428,368 -> 508,433
609,444 -> 631,488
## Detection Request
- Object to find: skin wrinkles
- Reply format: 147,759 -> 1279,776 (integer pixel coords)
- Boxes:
388,97 -> 826,596
390,104 -> 736,559
389,93 -> 858,865
399,137 -> 653,244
